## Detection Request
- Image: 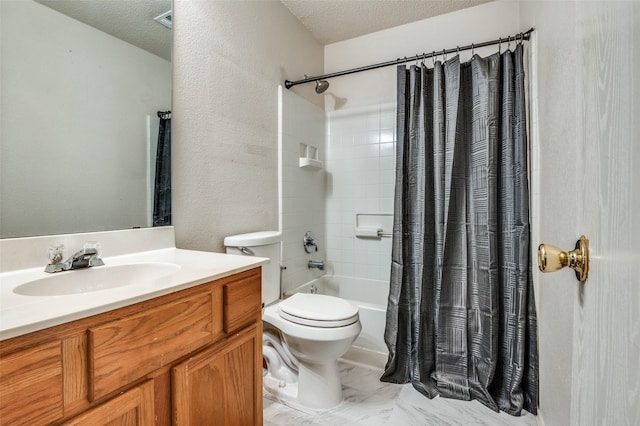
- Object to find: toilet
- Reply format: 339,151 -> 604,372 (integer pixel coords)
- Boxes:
224,231 -> 361,411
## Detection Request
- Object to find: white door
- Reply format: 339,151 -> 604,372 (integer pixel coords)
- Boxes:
570,2 -> 640,424
529,1 -> 640,425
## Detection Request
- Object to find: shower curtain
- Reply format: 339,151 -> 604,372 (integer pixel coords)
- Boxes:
153,113 -> 171,226
381,45 -> 538,416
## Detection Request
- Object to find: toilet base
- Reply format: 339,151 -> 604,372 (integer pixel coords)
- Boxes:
264,360 -> 343,412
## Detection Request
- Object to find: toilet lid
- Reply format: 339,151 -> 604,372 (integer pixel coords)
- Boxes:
278,293 -> 359,328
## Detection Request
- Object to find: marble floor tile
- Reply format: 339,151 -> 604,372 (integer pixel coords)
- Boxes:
263,362 -> 538,426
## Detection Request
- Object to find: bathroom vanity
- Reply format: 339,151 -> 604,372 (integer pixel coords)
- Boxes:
0,229 -> 267,425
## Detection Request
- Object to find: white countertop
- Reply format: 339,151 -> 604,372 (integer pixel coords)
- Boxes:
0,248 -> 268,341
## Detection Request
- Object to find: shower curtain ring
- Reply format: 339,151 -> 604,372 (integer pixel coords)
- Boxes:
442,48 -> 446,61
519,32 -> 524,45
507,36 -> 511,50
456,46 -> 460,57
498,38 -> 502,53
472,43 -> 475,56
432,51 -> 436,66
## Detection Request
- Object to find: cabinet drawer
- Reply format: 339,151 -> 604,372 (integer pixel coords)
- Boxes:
223,272 -> 261,333
88,292 -> 214,401
0,341 -> 63,425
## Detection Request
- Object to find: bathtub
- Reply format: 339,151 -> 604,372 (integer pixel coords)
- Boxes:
285,275 -> 389,369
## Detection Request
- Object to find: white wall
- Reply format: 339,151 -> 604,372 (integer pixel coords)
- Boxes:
0,0 -> 171,238
323,1 -> 521,281
172,0 -> 324,253
324,1 -> 521,110
279,87 -> 326,295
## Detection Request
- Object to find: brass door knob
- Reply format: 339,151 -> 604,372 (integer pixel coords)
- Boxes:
538,236 -> 589,282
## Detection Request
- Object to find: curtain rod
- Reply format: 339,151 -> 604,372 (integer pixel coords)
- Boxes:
285,28 -> 534,90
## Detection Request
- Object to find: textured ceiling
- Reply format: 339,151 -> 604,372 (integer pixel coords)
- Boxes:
33,0 -> 491,61
279,0 -> 492,45
34,0 -> 172,60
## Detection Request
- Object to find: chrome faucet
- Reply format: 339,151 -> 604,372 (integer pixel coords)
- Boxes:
45,248 -> 104,273
308,260 -> 325,271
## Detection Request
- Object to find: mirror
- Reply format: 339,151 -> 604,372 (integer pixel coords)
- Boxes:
0,0 -> 172,238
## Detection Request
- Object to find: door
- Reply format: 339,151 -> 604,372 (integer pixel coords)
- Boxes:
570,2 -> 640,424
532,1 -> 640,425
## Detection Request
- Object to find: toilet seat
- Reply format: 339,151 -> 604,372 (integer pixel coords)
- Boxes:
278,293 -> 359,328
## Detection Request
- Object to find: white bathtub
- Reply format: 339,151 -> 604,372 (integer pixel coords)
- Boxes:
285,275 -> 389,369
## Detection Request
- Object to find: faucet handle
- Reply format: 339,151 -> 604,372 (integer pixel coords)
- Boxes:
303,231 -> 318,253
48,244 -> 65,265
84,241 -> 101,256
89,257 -> 105,267
83,241 -> 104,266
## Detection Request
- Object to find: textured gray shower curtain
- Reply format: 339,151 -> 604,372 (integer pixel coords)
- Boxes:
381,45 -> 538,416
153,115 -> 171,227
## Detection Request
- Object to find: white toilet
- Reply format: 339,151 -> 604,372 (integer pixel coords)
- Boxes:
224,231 -> 362,411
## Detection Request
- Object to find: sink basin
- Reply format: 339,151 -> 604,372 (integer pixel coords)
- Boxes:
13,263 -> 181,296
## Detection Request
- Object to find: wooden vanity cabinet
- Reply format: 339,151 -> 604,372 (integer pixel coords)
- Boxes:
0,267 -> 263,426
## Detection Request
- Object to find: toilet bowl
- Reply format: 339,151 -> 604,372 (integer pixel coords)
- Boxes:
262,293 -> 362,410
224,231 -> 362,411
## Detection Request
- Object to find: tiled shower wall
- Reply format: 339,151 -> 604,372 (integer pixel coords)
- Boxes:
279,88 -> 326,295
325,103 -> 396,281
280,88 -> 396,287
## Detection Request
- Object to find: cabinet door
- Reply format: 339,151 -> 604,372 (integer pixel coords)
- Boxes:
172,323 -> 262,426
0,340 -> 63,425
63,380 -> 154,426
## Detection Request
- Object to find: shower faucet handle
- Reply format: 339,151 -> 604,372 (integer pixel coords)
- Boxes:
303,231 -> 318,253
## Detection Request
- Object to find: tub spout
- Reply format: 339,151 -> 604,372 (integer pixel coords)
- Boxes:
308,260 -> 325,271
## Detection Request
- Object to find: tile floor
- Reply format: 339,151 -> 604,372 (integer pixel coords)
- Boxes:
263,362 -> 538,426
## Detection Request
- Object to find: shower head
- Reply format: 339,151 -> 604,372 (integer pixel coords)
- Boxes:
315,79 -> 330,94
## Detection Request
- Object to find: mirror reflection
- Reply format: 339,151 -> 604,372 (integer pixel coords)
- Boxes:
0,0 -> 172,238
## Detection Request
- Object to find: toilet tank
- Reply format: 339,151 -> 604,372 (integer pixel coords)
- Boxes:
224,231 -> 281,306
